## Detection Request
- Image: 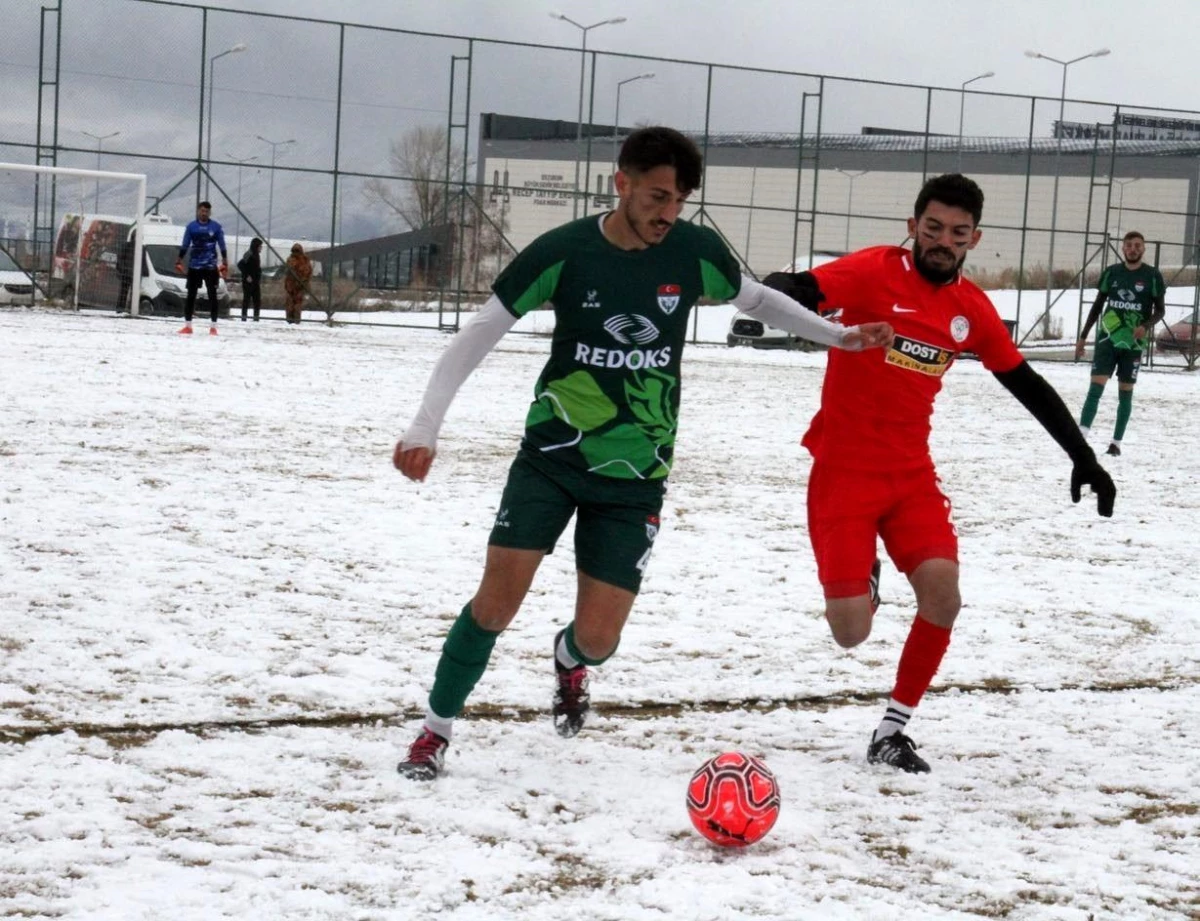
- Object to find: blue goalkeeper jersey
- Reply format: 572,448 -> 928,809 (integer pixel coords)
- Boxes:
179,218 -> 227,270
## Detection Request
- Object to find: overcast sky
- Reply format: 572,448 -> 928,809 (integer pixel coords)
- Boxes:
5,0 -> 1198,244
203,0 -> 1200,114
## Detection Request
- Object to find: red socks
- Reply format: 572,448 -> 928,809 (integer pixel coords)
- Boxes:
891,614 -> 951,708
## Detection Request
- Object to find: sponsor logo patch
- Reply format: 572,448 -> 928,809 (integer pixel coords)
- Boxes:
574,342 -> 673,370
657,283 -> 681,314
603,314 -> 660,345
885,334 -> 955,376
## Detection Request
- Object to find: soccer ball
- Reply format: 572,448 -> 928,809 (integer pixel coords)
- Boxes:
686,751 -> 781,847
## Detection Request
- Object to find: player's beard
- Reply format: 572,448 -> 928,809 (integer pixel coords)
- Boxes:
622,201 -> 673,248
912,239 -> 966,284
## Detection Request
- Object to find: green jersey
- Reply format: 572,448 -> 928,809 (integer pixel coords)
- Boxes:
1096,262 -> 1164,350
492,214 -> 741,480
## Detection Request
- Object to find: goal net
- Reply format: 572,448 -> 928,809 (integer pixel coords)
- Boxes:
0,162 -> 147,314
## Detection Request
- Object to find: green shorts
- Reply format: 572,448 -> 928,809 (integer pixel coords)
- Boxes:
488,449 -> 665,594
1090,338 -> 1142,384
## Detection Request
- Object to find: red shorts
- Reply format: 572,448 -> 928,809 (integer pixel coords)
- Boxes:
807,461 -> 958,598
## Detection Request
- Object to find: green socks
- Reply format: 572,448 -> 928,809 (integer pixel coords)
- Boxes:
427,603 -> 501,721
1114,388 -> 1133,442
1080,382 -> 1105,430
558,622 -> 617,668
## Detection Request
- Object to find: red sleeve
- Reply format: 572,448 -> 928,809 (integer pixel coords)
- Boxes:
809,247 -> 891,310
965,290 -> 1023,373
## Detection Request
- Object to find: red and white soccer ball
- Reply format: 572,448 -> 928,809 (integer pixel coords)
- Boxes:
686,751 -> 781,847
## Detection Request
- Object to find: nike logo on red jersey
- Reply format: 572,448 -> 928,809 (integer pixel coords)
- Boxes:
892,304 -> 918,313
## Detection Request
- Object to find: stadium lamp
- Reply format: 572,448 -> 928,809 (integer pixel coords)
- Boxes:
834,169 -> 869,253
612,72 -> 655,168
226,152 -> 258,250
256,135 -> 296,246
550,12 -> 628,219
1025,47 -> 1111,317
955,71 -> 994,170
205,42 -> 249,199
81,130 -> 120,211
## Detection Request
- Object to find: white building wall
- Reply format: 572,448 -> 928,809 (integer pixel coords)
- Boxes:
484,156 -> 1193,278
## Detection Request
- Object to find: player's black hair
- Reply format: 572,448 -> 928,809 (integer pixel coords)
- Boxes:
250,237 -> 263,249
914,173 -> 984,225
1123,230 -> 1144,242
618,127 -> 703,193
198,200 -> 212,209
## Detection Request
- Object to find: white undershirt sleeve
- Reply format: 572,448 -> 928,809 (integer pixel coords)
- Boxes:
400,294 -> 519,452
731,274 -> 860,349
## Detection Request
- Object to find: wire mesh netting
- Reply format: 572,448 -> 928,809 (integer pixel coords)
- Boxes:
1,0 -> 1198,362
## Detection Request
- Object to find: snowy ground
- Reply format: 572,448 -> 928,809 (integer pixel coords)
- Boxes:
1,307 -> 1197,920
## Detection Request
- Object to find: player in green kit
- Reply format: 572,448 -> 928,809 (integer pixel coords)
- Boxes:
392,126 -> 894,780
1075,230 -> 1165,456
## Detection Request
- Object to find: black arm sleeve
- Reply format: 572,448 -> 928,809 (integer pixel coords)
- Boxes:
1147,293 -> 1166,330
992,360 -> 1096,466
761,271 -> 825,313
1078,290 -> 1106,341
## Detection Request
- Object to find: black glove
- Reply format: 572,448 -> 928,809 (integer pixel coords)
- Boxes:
1070,460 -> 1116,517
762,270 -> 826,313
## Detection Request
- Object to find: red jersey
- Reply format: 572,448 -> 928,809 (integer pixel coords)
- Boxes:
805,246 -> 1023,472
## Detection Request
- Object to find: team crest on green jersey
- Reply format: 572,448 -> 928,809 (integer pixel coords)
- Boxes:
657,283 -> 681,314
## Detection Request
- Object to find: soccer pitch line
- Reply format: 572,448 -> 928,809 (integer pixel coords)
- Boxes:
1,676 -> 1189,745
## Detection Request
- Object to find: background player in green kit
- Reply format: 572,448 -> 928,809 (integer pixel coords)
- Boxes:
392,126 -> 894,780
1075,231 -> 1165,456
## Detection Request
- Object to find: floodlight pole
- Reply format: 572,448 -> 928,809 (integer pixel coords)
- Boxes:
256,134 -> 295,248
1025,48 -> 1111,315
1113,177 -> 1138,234
227,152 -> 258,258
81,130 -> 119,211
551,13 -> 627,219
835,169 -> 869,253
613,72 -> 655,169
204,43 -> 247,200
956,71 -> 994,171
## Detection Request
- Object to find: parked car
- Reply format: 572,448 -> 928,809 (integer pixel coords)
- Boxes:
0,249 -> 40,304
727,252 -> 843,350
1154,317 -> 1200,359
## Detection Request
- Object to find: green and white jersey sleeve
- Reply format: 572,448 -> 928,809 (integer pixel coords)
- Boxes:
492,215 -> 741,480
1097,262 -> 1164,350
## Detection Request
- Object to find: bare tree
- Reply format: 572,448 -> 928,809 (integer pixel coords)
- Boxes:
362,125 -> 513,295
363,126 -> 467,231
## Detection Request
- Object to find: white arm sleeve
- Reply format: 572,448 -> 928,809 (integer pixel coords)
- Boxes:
731,274 -> 859,349
400,294 -> 519,452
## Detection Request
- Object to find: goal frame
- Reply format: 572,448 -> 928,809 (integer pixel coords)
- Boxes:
0,162 -> 148,315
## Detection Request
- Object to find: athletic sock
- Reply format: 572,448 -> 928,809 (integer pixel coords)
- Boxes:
1079,382 -> 1105,429
426,602 -> 501,729
885,614 -> 951,727
557,622 -> 617,668
873,698 -> 915,742
555,628 -> 581,670
1114,388 -> 1133,442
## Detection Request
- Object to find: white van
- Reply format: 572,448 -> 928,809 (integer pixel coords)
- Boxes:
53,213 -> 230,315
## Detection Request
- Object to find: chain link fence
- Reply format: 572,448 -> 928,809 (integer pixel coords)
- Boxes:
1,0 -> 1198,363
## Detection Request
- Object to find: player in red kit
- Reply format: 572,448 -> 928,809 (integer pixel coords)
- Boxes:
765,173 -> 1116,773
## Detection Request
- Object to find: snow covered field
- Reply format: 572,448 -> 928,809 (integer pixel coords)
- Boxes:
1,308 -> 1197,920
